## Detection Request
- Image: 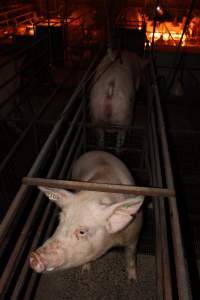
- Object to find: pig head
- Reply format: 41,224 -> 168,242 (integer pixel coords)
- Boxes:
30,151 -> 144,280
89,50 -> 145,152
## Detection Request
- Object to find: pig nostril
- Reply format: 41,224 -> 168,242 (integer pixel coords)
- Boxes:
29,252 -> 46,273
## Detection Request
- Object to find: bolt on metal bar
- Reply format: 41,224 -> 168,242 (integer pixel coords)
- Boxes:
150,61 -> 192,300
22,177 -> 176,198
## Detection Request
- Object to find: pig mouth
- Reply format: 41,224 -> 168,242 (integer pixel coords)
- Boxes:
29,251 -> 57,273
29,251 -> 47,273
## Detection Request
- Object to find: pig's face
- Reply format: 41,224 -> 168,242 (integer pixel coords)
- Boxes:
29,187 -> 144,273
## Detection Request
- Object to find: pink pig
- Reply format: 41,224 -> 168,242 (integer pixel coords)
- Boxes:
29,151 -> 144,280
89,50 -> 144,152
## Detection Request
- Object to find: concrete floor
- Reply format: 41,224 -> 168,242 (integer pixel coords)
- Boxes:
34,252 -> 156,300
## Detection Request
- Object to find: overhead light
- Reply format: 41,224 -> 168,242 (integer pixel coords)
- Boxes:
156,6 -> 164,16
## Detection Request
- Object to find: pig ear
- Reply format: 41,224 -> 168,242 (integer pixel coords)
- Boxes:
104,196 -> 144,234
38,186 -> 74,208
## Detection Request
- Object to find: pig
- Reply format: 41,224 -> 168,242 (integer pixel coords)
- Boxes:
29,151 -> 144,280
89,50 -> 144,153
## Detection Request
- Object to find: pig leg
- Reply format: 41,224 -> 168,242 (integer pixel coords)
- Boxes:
97,128 -> 105,149
116,130 -> 126,154
81,262 -> 91,273
125,242 -> 137,281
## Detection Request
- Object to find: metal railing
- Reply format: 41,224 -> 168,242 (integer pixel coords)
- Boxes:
0,47 -> 192,300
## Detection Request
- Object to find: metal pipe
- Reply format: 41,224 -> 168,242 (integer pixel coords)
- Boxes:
22,177 -> 176,197
148,112 -> 164,300
151,103 -> 173,300
0,4 -> 33,17
0,57 -> 48,112
146,83 -> 164,300
23,128 -> 84,300
10,122 -> 83,299
150,61 -> 192,300
167,0 -> 196,92
0,103 -> 83,296
0,49 -> 101,249
0,35 -> 48,70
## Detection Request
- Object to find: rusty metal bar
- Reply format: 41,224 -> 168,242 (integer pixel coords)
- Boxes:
150,61 -> 192,299
22,177 -> 175,198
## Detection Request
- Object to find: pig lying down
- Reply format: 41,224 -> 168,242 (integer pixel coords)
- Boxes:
29,151 -> 144,280
89,50 -> 144,152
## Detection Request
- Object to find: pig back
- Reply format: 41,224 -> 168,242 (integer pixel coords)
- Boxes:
72,151 -> 134,186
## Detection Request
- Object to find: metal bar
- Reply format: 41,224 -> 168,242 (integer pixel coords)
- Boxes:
0,4 -> 33,17
0,184 -> 28,258
22,177 -> 175,198
146,84 -> 164,300
151,103 -> 173,300
150,61 -> 192,299
167,0 -> 196,91
11,122 -> 83,299
0,103 -> 82,297
0,11 -> 34,25
0,50 -> 48,111
0,48 -> 101,248
0,35 -> 48,70
23,128 -> 83,300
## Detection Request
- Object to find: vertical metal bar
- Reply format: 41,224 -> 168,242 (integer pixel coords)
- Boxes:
151,105 -> 173,300
23,130 -> 84,300
151,0 -> 158,54
0,104 -> 82,297
82,86 -> 87,153
0,48 -> 101,247
151,62 -> 192,300
46,0 -> 53,66
11,124 -> 83,299
148,105 -> 164,300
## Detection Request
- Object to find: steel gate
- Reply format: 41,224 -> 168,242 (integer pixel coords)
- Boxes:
0,49 -> 192,299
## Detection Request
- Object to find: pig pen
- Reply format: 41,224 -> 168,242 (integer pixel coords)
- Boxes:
0,49 -> 191,300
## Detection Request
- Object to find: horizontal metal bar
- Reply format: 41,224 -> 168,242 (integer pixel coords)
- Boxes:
22,177 -> 176,197
0,4 -> 32,17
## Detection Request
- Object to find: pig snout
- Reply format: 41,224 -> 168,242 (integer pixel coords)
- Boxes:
29,241 -> 65,273
30,251 -> 47,273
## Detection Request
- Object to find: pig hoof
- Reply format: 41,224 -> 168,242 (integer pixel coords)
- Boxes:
29,252 -> 46,273
81,263 -> 91,273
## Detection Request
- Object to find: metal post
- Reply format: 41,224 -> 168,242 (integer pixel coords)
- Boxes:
150,61 -> 192,300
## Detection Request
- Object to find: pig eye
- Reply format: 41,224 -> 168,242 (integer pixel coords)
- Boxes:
79,228 -> 88,235
74,227 -> 89,239
79,230 -> 85,235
